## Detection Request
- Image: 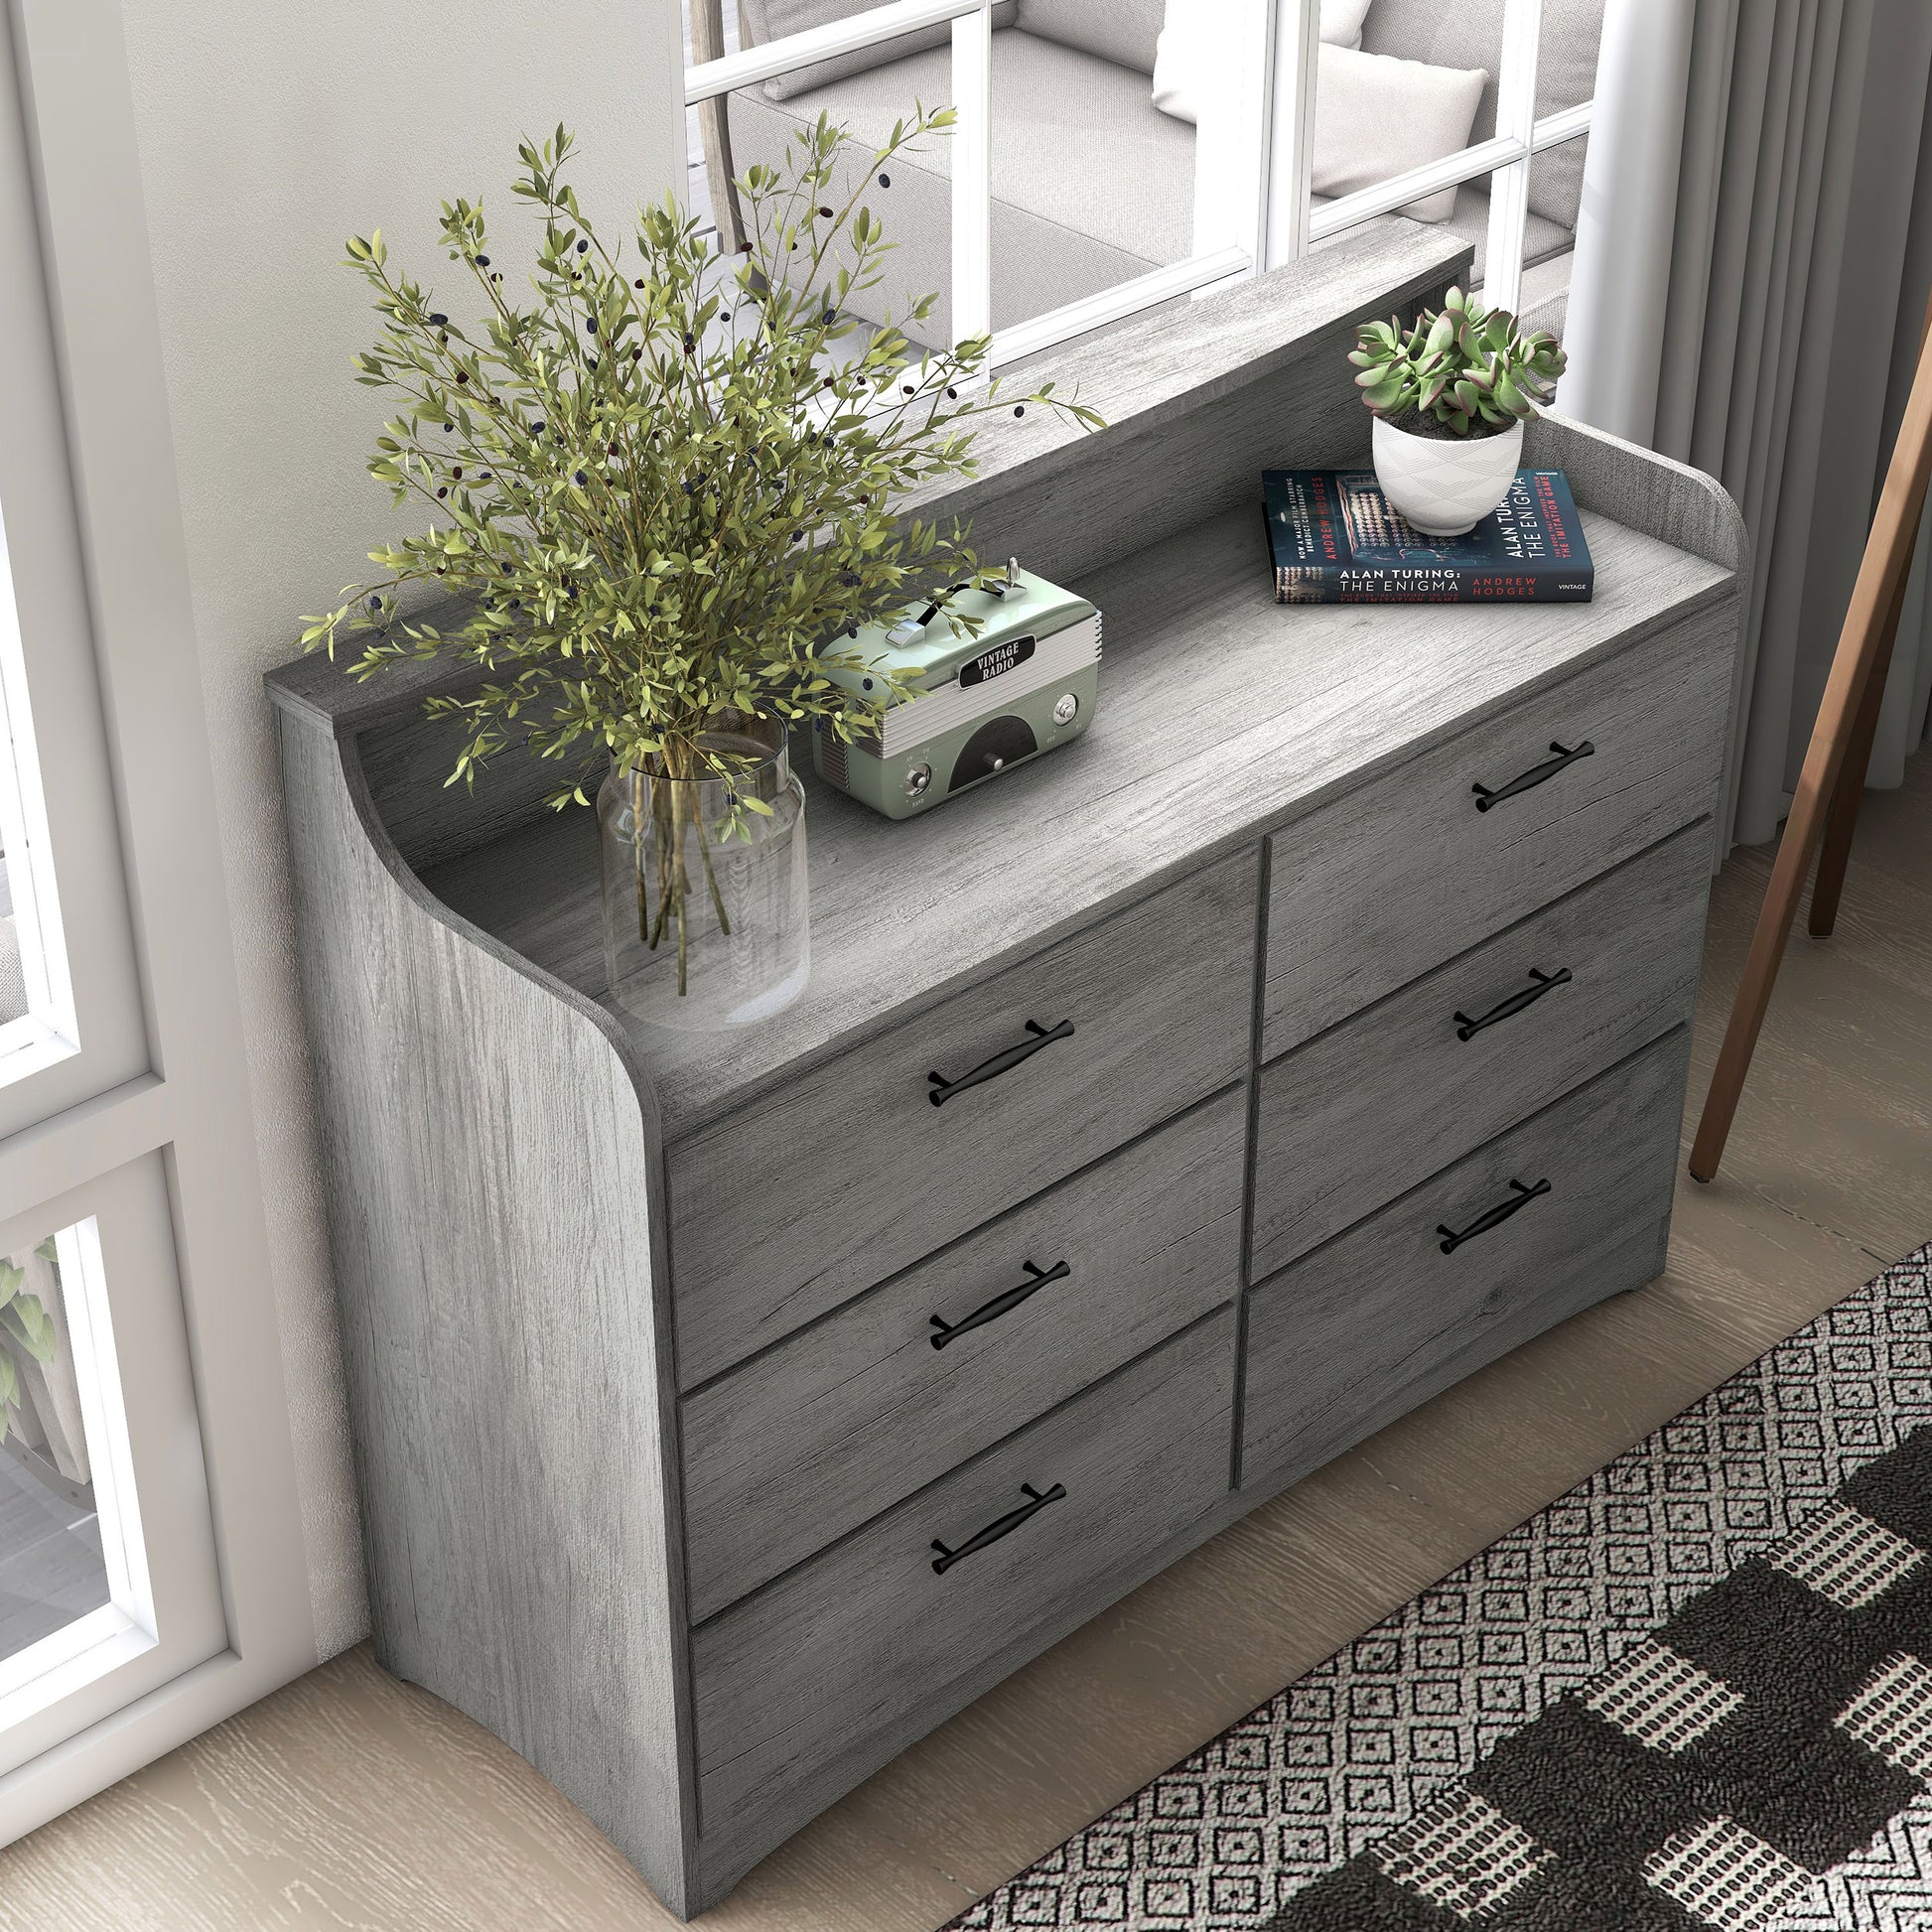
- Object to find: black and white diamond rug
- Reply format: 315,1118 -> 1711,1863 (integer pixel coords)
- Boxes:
946,1245 -> 1932,1931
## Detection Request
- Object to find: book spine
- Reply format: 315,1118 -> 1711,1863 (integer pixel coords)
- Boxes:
1274,566 -> 1592,604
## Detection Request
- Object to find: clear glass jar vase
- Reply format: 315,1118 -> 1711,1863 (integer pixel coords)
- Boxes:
598,720 -> 809,1032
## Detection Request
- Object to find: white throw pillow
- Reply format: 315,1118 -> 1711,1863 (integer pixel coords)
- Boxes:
1320,0 -> 1372,51
1152,0 -> 1216,126
1312,43 -> 1487,222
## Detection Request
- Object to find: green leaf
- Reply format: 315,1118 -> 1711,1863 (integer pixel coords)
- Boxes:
0,1293 -> 55,1364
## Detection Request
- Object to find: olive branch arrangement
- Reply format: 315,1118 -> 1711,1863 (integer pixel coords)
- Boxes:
1349,285 -> 1565,437
301,121 -> 1100,990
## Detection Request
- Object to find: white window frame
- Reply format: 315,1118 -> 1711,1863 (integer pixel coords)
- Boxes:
0,1161 -> 225,1779
1269,0 -> 1594,318
0,45 -> 147,1133
0,0 -> 318,1845
683,0 -> 1271,367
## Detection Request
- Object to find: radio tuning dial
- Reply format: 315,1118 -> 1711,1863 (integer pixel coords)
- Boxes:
1052,692 -> 1079,726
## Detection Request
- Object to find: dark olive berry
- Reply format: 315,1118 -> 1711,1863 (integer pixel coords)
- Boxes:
878,173 -> 891,187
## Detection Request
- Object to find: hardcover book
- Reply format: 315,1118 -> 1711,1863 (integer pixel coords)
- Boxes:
1263,467 -> 1594,604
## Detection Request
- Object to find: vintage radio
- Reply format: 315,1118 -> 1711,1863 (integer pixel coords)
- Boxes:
811,563 -> 1100,820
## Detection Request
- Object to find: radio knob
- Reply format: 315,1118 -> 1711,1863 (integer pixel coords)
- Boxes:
1052,691 -> 1079,725
903,762 -> 932,797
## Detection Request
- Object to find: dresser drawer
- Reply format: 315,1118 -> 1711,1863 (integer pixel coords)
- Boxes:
692,1310 -> 1234,1840
681,1090 -> 1243,1620
1250,826 -> 1708,1280
1243,1030 -> 1687,1487
667,852 -> 1256,1389
1261,615 -> 1729,1058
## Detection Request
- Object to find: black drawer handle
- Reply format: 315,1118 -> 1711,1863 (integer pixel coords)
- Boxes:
1453,966 -> 1573,1041
931,1481 -> 1066,1575
930,1259 -> 1070,1349
928,1019 -> 1074,1106
1438,1176 -> 1550,1254
1471,740 -> 1594,812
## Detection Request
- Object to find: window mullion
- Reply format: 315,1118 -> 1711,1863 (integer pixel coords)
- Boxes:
1266,0 -> 1320,266
949,0 -> 993,357
1481,0 -> 1543,314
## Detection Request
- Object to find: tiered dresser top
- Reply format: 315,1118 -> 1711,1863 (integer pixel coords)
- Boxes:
269,219 -> 1738,1139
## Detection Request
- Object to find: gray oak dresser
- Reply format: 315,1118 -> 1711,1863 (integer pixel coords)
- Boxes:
269,218 -> 1744,1918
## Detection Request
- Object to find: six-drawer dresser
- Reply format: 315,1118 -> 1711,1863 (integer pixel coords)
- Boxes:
270,218 -> 1745,1918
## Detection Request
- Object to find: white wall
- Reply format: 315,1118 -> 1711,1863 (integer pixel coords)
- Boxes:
115,0 -> 684,1653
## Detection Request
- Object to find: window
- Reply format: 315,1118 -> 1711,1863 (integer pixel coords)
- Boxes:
0,0 -> 313,1824
682,0 -> 1270,367
681,1 -> 1609,372
0,9 -> 225,1759
1272,0 -> 1601,331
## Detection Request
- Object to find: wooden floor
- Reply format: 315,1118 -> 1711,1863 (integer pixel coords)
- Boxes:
6,766 -> 1930,1931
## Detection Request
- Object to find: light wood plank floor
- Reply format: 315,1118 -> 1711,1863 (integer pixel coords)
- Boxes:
6,768 -> 1929,1931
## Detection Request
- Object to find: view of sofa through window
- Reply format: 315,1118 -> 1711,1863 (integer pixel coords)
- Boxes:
683,0 -> 1268,364
1304,0 -> 1600,332
683,0 -> 1601,362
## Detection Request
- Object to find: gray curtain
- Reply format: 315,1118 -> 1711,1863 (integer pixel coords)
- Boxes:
1653,0 -> 1932,850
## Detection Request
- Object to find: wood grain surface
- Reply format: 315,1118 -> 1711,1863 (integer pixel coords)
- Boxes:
691,1311 -> 1236,1882
255,240 -> 1744,1925
1244,1031 -> 1690,1485
276,216 -> 1467,897
4,759 -> 1924,1932
419,499 -> 1733,1141
275,715 -> 699,1911
666,852 -> 1255,1389
1259,610 -> 1732,1058
681,1088 -> 1246,1621
1250,824 -> 1710,1275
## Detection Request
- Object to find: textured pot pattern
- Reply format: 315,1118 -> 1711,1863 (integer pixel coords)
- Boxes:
1371,416 -> 1525,537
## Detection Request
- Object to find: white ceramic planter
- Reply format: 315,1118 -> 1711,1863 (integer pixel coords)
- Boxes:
1371,416 -> 1524,537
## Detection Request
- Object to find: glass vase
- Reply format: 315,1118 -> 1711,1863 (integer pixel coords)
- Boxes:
598,721 -> 809,1032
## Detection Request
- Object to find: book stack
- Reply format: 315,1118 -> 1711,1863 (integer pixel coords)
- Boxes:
1264,468 -> 1594,604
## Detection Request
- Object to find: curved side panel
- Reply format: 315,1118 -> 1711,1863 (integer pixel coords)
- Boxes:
1529,411 -> 1751,577
274,708 -> 696,1913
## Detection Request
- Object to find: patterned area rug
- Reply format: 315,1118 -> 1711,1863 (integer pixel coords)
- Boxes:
945,1245 -> 1932,1930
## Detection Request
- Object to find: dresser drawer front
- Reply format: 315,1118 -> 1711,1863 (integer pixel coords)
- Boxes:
1261,615 -> 1729,1059
1251,826 -> 1708,1280
693,1311 -> 1234,1835
682,1091 -> 1244,1620
668,852 -> 1256,1389
1243,1030 -> 1688,1487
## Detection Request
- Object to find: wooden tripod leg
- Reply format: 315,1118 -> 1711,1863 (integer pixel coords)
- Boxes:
1689,310 -> 1932,1183
1809,524 -> 1918,936
1687,775 -> 1833,1182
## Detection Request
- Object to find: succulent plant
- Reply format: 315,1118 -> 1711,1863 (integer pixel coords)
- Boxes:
1348,286 -> 1566,437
